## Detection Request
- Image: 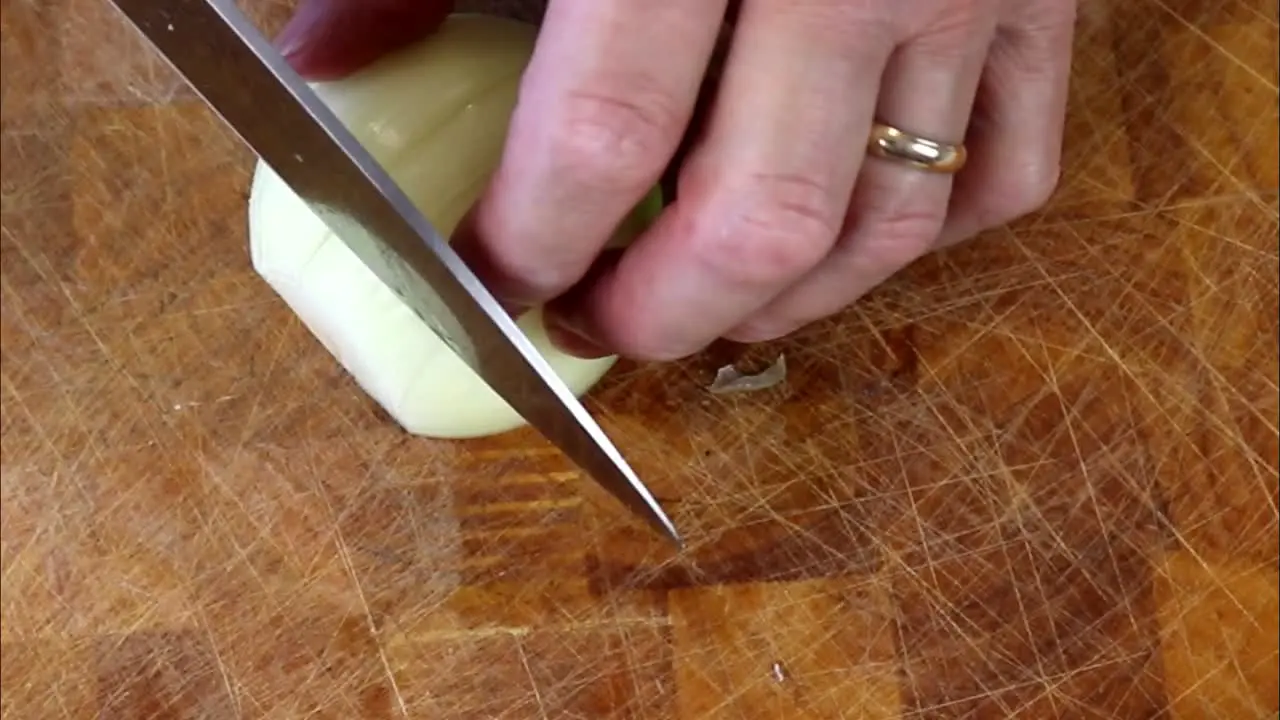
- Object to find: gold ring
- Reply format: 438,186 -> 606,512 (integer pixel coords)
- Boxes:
867,122 -> 966,174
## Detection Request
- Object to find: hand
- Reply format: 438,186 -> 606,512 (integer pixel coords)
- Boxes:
278,0 -> 1077,361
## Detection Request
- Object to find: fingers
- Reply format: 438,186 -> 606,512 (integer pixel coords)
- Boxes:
547,1 -> 896,360
725,2 -> 999,342
659,17 -> 737,203
934,0 -> 1076,248
453,0 -> 727,314
277,0 -> 456,80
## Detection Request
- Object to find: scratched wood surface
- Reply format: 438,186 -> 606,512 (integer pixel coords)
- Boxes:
1,0 -> 1277,718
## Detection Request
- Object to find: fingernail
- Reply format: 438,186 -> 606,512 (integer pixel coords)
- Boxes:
275,30 -> 304,64
275,0 -> 323,61
722,323 -> 783,344
503,302 -> 531,319
274,0 -> 455,80
544,312 -> 610,360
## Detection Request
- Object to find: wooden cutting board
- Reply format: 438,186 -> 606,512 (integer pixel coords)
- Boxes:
2,0 -> 1276,717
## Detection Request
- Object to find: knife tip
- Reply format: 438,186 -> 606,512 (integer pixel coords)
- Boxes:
650,510 -> 684,549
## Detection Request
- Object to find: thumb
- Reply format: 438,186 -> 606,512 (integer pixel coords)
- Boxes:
276,0 -> 456,81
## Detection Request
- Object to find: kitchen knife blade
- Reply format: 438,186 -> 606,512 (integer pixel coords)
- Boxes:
107,0 -> 681,545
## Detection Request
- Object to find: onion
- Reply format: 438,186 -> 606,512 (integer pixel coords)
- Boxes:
708,355 -> 787,394
247,15 -> 661,439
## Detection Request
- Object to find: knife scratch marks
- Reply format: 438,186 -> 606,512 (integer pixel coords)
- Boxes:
515,639 -> 551,720
1,0 -> 1278,716
319,481 -> 411,719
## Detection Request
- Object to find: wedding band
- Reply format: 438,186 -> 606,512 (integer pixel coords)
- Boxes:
867,122 -> 966,174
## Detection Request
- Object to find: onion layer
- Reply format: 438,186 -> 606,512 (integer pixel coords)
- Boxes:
247,15 -> 661,439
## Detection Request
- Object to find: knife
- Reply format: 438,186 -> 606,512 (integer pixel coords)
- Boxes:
107,0 -> 681,545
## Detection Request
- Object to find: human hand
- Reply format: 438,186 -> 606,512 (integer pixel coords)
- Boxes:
277,0 -> 1077,361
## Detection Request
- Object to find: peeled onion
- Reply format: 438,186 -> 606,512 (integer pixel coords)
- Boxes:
247,15 -> 661,439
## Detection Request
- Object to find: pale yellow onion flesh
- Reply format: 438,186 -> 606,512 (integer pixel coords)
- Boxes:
247,15 -> 659,439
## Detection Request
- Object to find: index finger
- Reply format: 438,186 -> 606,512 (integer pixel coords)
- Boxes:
452,0 -> 727,310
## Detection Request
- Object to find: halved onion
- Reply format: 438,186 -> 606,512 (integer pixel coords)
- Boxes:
247,15 -> 660,439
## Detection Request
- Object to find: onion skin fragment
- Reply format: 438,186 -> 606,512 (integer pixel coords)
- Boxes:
708,355 -> 787,395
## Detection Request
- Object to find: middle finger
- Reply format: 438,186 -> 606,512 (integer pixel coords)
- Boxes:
553,0 -> 898,360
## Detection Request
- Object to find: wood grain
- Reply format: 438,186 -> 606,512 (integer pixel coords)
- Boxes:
2,0 -> 1277,718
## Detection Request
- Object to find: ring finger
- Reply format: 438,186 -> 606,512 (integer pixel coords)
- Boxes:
725,3 -> 999,343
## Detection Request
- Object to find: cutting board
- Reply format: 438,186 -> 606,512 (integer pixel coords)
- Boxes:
1,0 -> 1276,717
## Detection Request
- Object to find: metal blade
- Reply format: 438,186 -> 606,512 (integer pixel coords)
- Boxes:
107,0 -> 681,545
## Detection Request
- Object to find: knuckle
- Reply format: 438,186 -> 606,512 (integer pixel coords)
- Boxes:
691,172 -> 842,286
788,3 -> 899,47
982,161 -> 1061,226
1016,162 -> 1062,211
548,87 -> 684,191
907,0 -> 996,50
503,256 -> 581,305
858,206 -> 947,267
602,311 -> 701,364
1006,0 -> 1080,33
